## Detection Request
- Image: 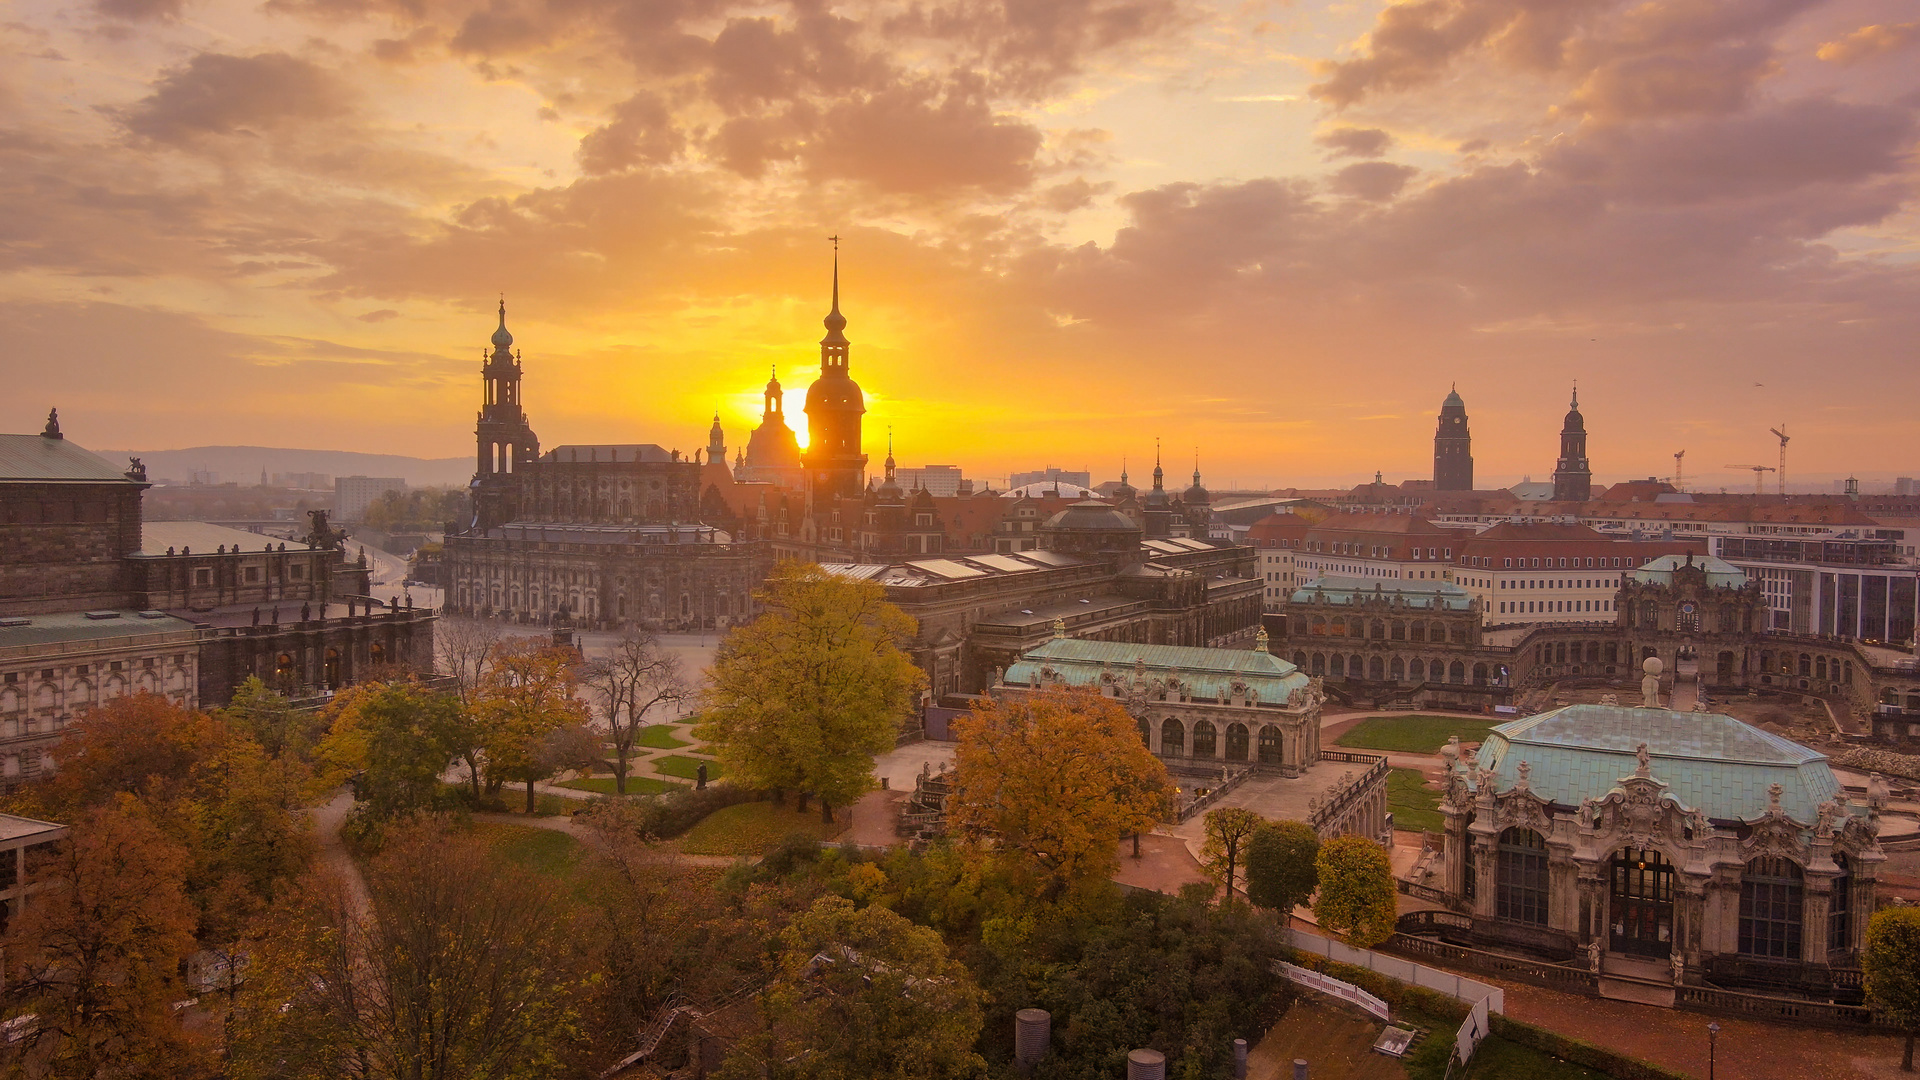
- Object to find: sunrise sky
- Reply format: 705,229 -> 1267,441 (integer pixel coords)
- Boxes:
4,0 -> 1918,487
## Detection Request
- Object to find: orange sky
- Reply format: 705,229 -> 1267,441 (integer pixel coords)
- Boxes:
3,0 -> 1919,489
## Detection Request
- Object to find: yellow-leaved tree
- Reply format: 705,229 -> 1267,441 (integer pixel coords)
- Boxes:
475,641 -> 592,812
699,562 -> 924,820
947,688 -> 1171,900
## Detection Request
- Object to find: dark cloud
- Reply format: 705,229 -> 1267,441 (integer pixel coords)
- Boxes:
1330,161 -> 1418,200
121,52 -> 349,142
1315,126 -> 1394,158
578,92 -> 684,174
95,0 -> 189,20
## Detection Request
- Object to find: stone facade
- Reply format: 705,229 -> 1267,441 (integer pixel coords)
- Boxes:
1426,705 -> 1886,997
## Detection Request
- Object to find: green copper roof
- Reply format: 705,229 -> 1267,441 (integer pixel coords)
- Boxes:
1290,576 -> 1474,611
1474,704 -> 1838,823
1004,637 -> 1309,702
1629,553 -> 1746,590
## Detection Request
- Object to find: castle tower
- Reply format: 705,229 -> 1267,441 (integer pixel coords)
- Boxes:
802,242 -> 868,498
707,413 -> 726,465
472,300 -> 540,531
1552,385 -> 1592,503
1433,385 -> 1473,491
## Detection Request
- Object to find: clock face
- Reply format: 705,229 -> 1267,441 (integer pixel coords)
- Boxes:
1680,602 -> 1696,614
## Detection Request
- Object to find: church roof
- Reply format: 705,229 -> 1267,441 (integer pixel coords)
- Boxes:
1042,501 -> 1139,532
1004,636 -> 1309,703
1473,704 -> 1839,823
1289,576 -> 1474,610
1629,553 -> 1746,589
0,435 -> 140,484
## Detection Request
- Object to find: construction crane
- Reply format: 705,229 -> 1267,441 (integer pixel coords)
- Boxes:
1769,425 -> 1790,496
1725,465 -> 1776,495
1672,450 -> 1685,492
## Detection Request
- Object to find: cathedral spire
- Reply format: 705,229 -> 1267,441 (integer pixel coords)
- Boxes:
821,234 -> 847,346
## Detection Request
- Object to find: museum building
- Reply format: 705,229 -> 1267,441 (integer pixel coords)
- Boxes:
1420,701 -> 1886,997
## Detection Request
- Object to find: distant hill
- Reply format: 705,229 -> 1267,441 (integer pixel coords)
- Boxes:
101,446 -> 472,488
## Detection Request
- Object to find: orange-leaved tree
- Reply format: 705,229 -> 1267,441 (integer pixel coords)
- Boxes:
947,688 -> 1171,900
476,641 -> 591,812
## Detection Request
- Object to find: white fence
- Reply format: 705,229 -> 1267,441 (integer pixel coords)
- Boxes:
1274,961 -> 1390,1021
1286,928 -> 1504,1015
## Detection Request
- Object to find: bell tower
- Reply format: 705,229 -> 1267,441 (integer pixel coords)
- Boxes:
1552,385 -> 1592,503
472,299 -> 540,531
801,238 -> 869,498
1434,385 -> 1473,491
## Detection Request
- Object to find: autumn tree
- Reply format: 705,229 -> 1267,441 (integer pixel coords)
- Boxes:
1866,907 -> 1920,1071
316,681 -> 466,822
581,628 -> 685,794
231,819 -> 590,1080
476,641 -> 590,812
1244,820 -> 1320,916
699,562 -> 924,820
434,618 -> 505,798
947,688 -> 1172,900
1201,807 -> 1264,904
220,675 -> 324,764
1312,834 -> 1397,947
0,803 -> 206,1078
717,895 -> 984,1080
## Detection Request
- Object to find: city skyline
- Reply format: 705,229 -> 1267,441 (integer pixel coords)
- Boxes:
4,0 -> 1918,482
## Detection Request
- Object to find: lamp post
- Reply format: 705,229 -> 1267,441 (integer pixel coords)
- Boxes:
1707,1022 -> 1719,1080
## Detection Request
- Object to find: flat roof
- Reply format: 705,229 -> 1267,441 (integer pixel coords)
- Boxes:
0,814 -> 65,844
0,609 -> 199,649
136,521 -> 296,557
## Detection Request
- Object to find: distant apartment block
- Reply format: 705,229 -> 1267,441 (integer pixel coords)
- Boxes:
335,476 -> 406,522
893,465 -> 967,497
273,471 -> 333,490
1008,467 -> 1091,490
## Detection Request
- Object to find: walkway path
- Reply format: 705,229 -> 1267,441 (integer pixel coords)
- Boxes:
309,788 -> 371,919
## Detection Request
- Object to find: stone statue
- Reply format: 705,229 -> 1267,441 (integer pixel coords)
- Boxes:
1634,742 -> 1651,777
1671,952 -> 1685,986
301,601 -> 312,622
1587,940 -> 1602,973
1867,772 -> 1889,816
1515,760 -> 1532,791
1767,782 -> 1784,815
251,607 -> 260,626
1578,797 -> 1596,829
1640,656 -> 1664,708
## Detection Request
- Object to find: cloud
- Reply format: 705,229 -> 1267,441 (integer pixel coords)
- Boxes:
1818,22 -> 1920,65
1316,126 -> 1394,158
357,308 -> 401,322
1330,161 -> 1419,200
95,0 -> 189,20
120,52 -> 350,142
805,83 -> 1044,194
578,92 -> 684,174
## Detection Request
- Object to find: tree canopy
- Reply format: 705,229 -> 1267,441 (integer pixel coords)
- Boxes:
1243,820 -> 1320,916
1865,907 -> 1920,1072
581,628 -> 685,794
475,642 -> 591,812
719,895 -> 984,1080
1200,807 -> 1264,904
699,562 -> 924,817
1311,834 -> 1396,947
947,688 -> 1171,900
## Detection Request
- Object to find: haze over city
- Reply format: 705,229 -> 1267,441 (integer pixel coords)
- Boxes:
5,0 -> 1918,485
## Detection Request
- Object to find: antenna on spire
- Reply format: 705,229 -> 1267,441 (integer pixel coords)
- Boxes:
1570,380 -> 1579,409
827,234 -> 841,313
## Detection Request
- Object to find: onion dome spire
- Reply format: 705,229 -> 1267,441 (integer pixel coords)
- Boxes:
491,296 -> 513,350
821,235 -> 847,343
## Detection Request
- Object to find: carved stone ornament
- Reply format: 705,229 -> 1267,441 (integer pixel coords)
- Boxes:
1634,742 -> 1652,778
1740,812 -> 1808,863
1766,782 -> 1784,817
1515,760 -> 1532,792
1593,776 -> 1676,848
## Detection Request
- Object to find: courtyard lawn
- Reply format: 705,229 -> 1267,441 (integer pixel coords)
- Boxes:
557,775 -> 678,796
1336,714 -> 1496,755
1459,1037 -> 1609,1080
677,801 -> 848,857
1388,768 -> 1445,834
471,822 -> 586,879
635,724 -> 691,750
655,755 -> 724,782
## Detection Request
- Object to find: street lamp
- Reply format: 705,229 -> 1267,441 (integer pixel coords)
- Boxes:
1707,1022 -> 1719,1080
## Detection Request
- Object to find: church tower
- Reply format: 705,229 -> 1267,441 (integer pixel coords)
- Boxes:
802,242 -> 868,497
1433,385 -> 1473,491
1551,386 -> 1592,503
472,300 -> 540,531
1142,443 -> 1173,539
707,413 -> 726,465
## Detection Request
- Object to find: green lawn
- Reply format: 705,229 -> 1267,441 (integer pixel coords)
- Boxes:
1336,714 -> 1496,754
634,724 -> 691,750
471,822 -> 587,879
1461,1037 -> 1609,1080
654,754 -> 724,781
677,801 -> 848,857
1388,767 -> 1445,834
557,774 -> 678,796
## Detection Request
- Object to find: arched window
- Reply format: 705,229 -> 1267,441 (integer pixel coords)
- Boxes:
1329,655 -> 1345,678
1449,661 -> 1466,684
1310,615 -> 1327,636
1370,620 -> 1385,640
1191,721 -> 1216,757
1390,657 -> 1405,681
1739,856 -> 1803,960
1496,827 -> 1549,926
1408,659 -> 1425,683
1390,621 -> 1405,641
1257,725 -> 1282,765
1161,718 -> 1185,756
1409,621 -> 1426,642
1310,653 -> 1325,676
1225,723 -> 1249,762
1292,651 -> 1307,670
1472,663 -> 1488,685
1137,717 -> 1151,747
1368,656 -> 1384,681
